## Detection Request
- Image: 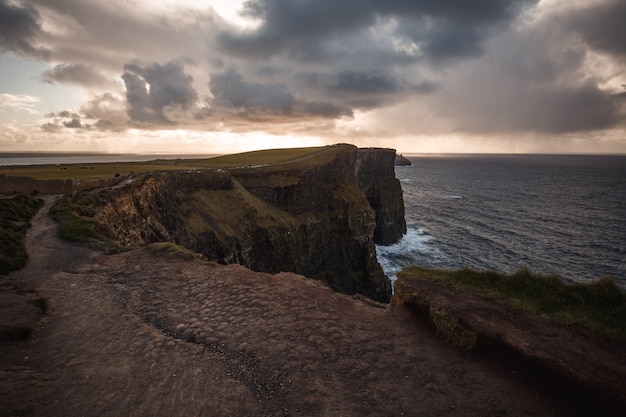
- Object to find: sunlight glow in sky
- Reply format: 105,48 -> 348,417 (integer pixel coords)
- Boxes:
0,0 -> 625,154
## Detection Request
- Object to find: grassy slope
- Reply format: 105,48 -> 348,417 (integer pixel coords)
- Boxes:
0,195 -> 44,274
0,146 -> 327,180
397,266 -> 626,339
48,191 -> 123,253
45,146 -> 337,252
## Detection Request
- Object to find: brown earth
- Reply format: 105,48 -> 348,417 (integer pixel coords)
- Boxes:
1,197 -> 623,416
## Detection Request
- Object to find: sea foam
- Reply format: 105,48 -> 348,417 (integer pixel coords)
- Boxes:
376,226 -> 445,286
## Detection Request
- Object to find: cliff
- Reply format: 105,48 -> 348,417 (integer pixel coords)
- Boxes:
61,144 -> 405,302
355,148 -> 406,245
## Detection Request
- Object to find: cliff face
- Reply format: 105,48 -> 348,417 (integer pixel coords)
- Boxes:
83,145 -> 404,303
355,148 -> 407,245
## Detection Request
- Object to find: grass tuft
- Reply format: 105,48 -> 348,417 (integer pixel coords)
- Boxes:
429,306 -> 477,350
147,242 -> 199,260
398,266 -> 626,339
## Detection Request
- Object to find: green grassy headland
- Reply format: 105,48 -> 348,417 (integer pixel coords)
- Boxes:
44,146 -> 331,252
0,194 -> 44,274
0,146 -> 326,180
397,266 -> 626,339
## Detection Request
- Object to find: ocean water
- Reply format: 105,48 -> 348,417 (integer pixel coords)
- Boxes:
376,154 -> 626,289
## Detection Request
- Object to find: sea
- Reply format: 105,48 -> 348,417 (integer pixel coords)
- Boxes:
376,154 -> 626,290
3,152 -> 624,289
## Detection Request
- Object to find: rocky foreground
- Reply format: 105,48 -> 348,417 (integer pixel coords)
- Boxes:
2,196 -> 624,417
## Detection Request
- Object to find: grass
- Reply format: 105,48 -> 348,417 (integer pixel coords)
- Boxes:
429,306 -> 477,350
183,146 -> 326,168
397,266 -> 626,339
0,146 -> 328,180
49,192 -> 122,253
147,242 -> 200,260
0,162 -> 186,180
0,194 -> 44,274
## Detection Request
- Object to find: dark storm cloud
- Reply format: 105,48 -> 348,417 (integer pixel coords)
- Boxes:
122,61 -> 198,125
491,83 -> 622,134
333,71 -> 400,94
395,16 -> 485,61
42,63 -> 116,89
213,0 -> 538,126
209,69 -> 352,119
438,16 -> 626,136
297,69 -> 437,110
218,0 -> 537,61
567,0 -> 626,59
0,0 -> 48,58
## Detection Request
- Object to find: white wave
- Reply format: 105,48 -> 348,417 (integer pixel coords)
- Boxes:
376,226 -> 446,286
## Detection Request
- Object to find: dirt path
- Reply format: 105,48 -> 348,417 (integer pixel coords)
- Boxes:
1,200 -> 590,416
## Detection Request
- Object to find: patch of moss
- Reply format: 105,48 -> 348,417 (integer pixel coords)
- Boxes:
0,194 -> 44,274
147,242 -> 199,260
429,306 -> 477,350
397,266 -> 626,339
49,192 -> 122,253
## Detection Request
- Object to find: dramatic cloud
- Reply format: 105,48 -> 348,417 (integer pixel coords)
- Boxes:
218,0 -> 538,62
567,0 -> 626,59
122,61 -> 199,126
209,69 -> 352,121
80,93 -> 128,130
429,2 -> 626,135
42,63 -> 118,89
2,0 -> 626,153
0,0 -> 48,58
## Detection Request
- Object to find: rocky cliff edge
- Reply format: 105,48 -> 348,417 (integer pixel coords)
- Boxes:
60,144 -> 405,303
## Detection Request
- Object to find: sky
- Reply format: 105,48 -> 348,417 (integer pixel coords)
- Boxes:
0,0 -> 625,155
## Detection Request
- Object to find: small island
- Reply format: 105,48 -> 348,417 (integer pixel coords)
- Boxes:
394,153 -> 412,166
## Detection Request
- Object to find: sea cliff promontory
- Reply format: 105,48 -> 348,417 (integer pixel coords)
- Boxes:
54,144 -> 405,302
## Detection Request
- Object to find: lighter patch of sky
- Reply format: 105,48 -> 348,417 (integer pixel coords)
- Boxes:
100,129 -> 325,155
152,0 -> 260,29
0,55 -> 84,123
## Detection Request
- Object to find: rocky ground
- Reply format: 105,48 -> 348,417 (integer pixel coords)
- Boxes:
1,197 -> 622,416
